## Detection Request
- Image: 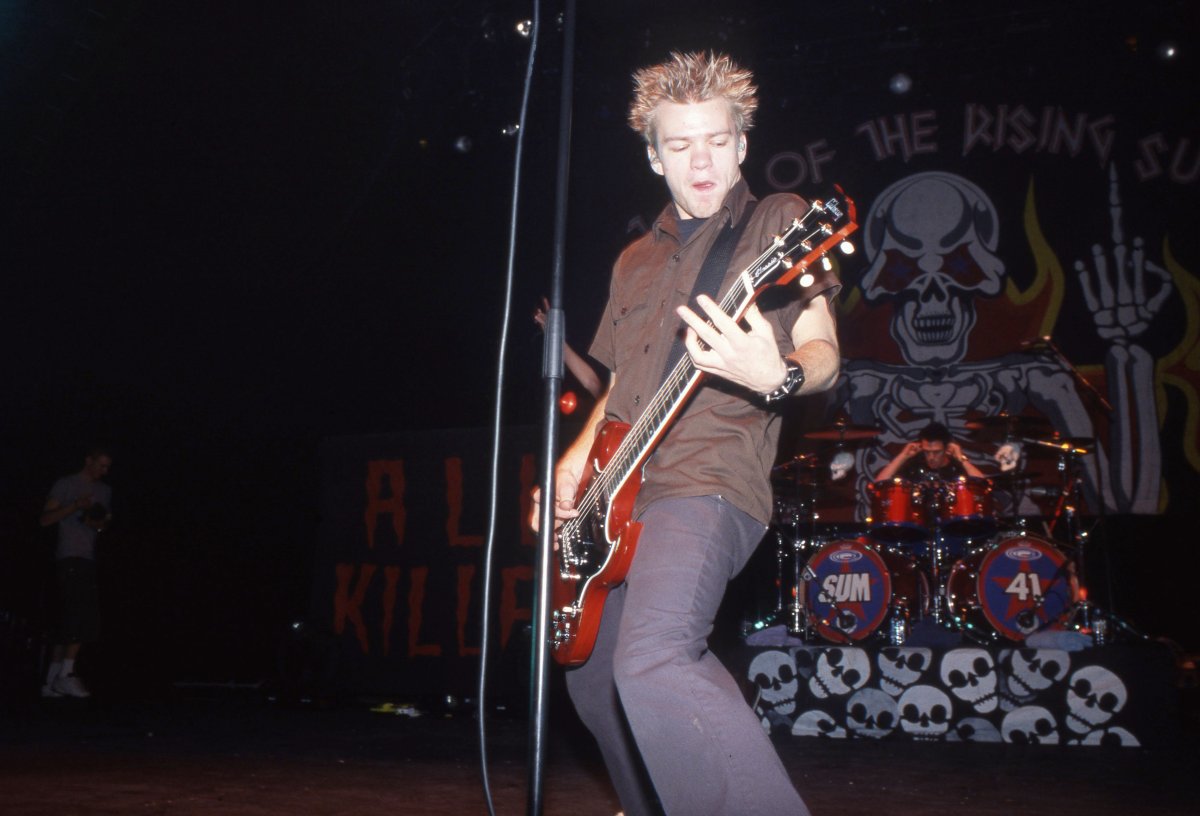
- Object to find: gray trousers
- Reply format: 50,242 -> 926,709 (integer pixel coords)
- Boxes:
565,495 -> 810,816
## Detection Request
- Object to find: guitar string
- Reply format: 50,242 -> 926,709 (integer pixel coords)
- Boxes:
578,218 -> 822,514
566,214 -> 834,536
560,206 -> 841,555
594,213 -> 843,497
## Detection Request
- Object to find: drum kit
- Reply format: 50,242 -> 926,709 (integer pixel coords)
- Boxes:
758,415 -> 1107,646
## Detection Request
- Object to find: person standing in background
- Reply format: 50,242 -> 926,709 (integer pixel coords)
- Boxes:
40,446 -> 112,699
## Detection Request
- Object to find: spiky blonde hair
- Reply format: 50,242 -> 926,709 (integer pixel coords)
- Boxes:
628,51 -> 758,146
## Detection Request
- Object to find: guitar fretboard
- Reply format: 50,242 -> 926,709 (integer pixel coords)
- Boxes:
560,200 -> 846,545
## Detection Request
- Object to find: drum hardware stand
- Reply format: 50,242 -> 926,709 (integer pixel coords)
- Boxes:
953,614 -> 1001,646
1037,441 -> 1135,645
789,526 -> 811,636
1015,554 -> 1077,637
773,525 -> 787,626
783,465 -> 840,639
927,535 -> 947,625
925,482 -> 954,627
742,528 -> 785,636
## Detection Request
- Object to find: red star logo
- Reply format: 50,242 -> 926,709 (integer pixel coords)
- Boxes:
990,554 -> 1065,628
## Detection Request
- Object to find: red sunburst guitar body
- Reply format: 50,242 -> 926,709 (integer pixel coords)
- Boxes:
549,420 -> 639,666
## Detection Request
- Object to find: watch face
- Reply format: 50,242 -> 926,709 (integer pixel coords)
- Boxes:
765,362 -> 803,403
785,363 -> 804,392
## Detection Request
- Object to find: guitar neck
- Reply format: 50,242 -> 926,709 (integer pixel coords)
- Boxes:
566,195 -> 857,534
572,256 -> 772,526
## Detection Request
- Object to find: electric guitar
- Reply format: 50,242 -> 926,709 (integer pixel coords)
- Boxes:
550,192 -> 859,665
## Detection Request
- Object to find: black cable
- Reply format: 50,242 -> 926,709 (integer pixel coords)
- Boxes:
477,3 -> 539,815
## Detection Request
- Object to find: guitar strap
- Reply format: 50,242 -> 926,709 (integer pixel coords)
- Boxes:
659,199 -> 759,382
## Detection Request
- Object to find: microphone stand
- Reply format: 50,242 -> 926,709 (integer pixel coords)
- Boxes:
530,2 -> 576,814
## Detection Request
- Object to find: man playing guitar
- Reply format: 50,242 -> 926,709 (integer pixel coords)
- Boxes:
532,51 -> 840,815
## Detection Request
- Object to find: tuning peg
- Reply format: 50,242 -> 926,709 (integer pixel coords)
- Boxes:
839,240 -> 855,255
821,255 -> 832,271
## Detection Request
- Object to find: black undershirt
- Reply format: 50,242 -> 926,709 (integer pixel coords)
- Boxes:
677,216 -> 709,244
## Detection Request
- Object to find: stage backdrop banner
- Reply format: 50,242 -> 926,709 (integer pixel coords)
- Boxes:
313,426 -> 540,697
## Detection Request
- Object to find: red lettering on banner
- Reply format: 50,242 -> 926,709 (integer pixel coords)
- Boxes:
519,453 -> 536,548
445,457 -> 483,547
456,565 -> 482,656
500,566 -> 533,650
381,565 -> 401,657
334,562 -> 377,654
408,567 -> 442,657
364,460 -> 406,550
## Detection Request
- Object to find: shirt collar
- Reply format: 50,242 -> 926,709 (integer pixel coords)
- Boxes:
652,178 -> 754,244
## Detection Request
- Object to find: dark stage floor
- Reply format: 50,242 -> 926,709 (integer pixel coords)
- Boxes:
1,689 -> 1197,815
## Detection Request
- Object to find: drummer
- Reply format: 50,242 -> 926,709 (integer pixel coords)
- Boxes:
874,421 -> 986,482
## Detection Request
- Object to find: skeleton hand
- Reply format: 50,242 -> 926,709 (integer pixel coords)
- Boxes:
1075,164 -> 1172,344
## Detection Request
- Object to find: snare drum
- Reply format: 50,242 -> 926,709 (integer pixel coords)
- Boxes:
935,476 -> 996,539
946,534 -> 1076,641
802,538 -> 927,642
867,479 -> 930,544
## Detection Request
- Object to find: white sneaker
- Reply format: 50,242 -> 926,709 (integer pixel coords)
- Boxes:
40,683 -> 63,698
52,673 -> 91,698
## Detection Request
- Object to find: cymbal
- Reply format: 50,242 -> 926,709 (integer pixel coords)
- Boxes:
964,413 -> 1052,432
772,455 -> 823,473
771,456 -> 823,492
803,424 -> 881,441
1023,436 -> 1095,455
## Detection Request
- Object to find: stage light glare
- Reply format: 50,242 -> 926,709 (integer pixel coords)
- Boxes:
1157,41 -> 1178,60
453,136 -> 473,154
889,72 -> 913,95
515,19 -> 533,37
501,123 -> 520,137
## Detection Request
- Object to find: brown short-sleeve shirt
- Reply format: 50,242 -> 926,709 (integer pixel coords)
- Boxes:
589,180 -> 840,524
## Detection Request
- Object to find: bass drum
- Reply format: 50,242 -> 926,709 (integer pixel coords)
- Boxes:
801,538 -> 927,642
946,534 -> 1077,641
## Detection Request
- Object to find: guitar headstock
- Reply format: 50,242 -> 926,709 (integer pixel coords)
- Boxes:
747,190 -> 859,293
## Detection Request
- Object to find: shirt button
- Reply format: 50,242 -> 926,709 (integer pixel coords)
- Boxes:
672,254 -> 680,262
644,344 -> 650,354
620,306 -> 628,315
634,395 -> 640,405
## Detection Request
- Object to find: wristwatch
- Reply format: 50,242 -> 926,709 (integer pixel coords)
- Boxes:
762,358 -> 805,404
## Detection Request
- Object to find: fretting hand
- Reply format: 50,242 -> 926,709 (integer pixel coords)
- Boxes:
677,296 -> 786,394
